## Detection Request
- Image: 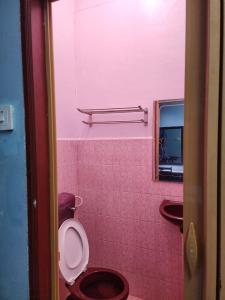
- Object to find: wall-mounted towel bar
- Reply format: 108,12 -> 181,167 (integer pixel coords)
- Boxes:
77,106 -> 148,126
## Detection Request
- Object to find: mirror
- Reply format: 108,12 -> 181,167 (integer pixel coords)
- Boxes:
154,99 -> 184,182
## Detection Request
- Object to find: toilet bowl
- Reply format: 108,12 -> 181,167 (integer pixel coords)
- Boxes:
58,194 -> 129,300
66,267 -> 129,300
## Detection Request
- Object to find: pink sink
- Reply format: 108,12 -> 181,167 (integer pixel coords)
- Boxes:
159,200 -> 183,231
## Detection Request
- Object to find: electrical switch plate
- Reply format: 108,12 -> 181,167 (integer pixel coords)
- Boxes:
0,105 -> 14,131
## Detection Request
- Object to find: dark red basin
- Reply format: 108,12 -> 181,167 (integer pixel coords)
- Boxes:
159,200 -> 183,229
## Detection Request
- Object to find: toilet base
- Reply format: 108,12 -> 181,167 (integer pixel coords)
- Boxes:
66,267 -> 129,300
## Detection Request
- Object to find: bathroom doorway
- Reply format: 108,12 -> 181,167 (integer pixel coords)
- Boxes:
52,1 -> 186,299
20,2 -> 221,299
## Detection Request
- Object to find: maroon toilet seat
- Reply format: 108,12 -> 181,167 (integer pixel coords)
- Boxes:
66,267 -> 129,300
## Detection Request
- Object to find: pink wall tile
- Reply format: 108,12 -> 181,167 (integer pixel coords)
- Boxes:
57,138 -> 183,299
57,140 -> 78,194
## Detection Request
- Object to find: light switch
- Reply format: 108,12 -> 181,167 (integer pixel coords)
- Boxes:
0,105 -> 14,131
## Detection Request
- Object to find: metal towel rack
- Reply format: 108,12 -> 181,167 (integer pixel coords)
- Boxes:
77,106 -> 148,126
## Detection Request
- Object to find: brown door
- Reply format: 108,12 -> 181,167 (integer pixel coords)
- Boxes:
184,0 -> 221,299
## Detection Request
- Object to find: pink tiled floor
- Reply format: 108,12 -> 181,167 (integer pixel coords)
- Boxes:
128,296 -> 143,300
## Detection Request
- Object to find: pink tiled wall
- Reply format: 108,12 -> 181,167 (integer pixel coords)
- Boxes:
57,138 -> 183,300
57,140 -> 78,194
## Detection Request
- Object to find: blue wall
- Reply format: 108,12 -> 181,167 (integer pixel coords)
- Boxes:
0,1 -> 29,299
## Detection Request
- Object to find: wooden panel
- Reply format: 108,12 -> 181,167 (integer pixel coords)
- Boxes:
21,1 -> 52,299
219,2 -> 225,298
184,0 -> 221,299
153,101 -> 160,181
203,1 -> 221,299
184,0 -> 207,299
44,3 -> 59,300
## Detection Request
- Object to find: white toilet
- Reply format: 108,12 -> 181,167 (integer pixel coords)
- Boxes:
58,193 -> 129,300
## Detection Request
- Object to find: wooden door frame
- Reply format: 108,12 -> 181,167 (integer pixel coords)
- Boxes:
219,2 -> 225,299
203,1 -> 221,298
184,1 -> 221,299
20,0 -> 221,299
21,1 -> 58,299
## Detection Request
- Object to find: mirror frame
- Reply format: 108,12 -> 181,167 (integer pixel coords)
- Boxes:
154,99 -> 184,182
